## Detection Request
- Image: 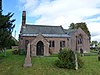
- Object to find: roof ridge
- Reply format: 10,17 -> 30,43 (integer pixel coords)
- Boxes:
25,24 -> 61,27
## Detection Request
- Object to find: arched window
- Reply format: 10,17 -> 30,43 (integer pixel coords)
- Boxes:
49,40 -> 55,47
25,40 -> 29,51
78,34 -> 83,44
60,41 -> 65,47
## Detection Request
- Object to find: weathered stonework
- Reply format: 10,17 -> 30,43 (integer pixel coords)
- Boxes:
19,11 -> 90,56
70,28 -> 90,53
23,43 -> 32,67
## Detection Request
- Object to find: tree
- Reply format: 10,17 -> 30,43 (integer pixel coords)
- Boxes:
69,23 -> 76,29
0,12 -> 15,49
91,41 -> 98,47
69,22 -> 91,41
92,41 -> 98,45
6,37 -> 18,49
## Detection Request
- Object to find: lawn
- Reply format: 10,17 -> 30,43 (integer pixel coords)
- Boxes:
0,49 -> 100,75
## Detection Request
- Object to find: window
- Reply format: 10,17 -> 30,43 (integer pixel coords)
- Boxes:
21,37 -> 23,40
80,38 -> 82,44
52,41 -> 54,47
60,41 -> 65,47
49,41 -> 55,47
25,40 -> 29,50
67,38 -> 69,47
78,35 -> 83,44
49,41 -> 51,47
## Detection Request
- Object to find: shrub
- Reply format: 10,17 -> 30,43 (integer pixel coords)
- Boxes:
55,48 -> 83,69
55,60 -> 66,68
12,50 -> 19,55
19,49 -> 26,55
77,55 -> 84,68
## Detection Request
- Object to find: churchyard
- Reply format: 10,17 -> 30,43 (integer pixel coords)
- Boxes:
0,49 -> 100,75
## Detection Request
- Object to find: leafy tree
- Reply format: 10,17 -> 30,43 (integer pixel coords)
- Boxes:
92,41 -> 98,44
69,22 -> 91,41
6,37 -> 18,49
69,23 -> 76,29
0,12 -> 15,49
91,41 -> 98,47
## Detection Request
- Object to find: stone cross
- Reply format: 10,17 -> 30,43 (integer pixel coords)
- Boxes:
75,52 -> 78,70
23,43 -> 32,67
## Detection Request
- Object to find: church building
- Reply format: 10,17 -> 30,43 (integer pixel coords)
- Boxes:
19,11 -> 90,56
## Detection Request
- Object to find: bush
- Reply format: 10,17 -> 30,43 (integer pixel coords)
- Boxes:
19,49 -> 26,55
12,50 -> 19,55
55,48 -> 83,69
77,55 -> 84,68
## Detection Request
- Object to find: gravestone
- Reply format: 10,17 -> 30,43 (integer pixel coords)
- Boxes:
23,43 -> 32,67
4,48 -> 6,57
98,50 -> 100,61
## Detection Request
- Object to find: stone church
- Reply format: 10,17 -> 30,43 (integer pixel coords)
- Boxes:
19,11 -> 90,56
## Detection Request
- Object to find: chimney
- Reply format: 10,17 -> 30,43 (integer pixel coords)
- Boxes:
22,11 -> 26,26
20,11 -> 26,33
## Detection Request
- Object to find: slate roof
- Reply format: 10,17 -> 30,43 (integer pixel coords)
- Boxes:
20,24 -> 72,37
64,29 -> 77,36
21,24 -> 65,34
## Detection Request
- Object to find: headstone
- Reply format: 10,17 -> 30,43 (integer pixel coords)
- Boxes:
23,43 -> 32,67
80,48 -> 84,57
4,48 -> 6,57
98,50 -> 100,61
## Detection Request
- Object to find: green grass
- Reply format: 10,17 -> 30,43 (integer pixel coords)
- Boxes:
0,49 -> 100,75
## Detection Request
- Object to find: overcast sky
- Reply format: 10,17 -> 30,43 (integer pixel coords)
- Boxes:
3,0 -> 100,42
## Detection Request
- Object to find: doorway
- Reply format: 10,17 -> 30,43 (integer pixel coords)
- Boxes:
36,41 -> 44,56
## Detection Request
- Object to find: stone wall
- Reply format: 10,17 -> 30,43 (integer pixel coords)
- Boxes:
70,28 -> 90,53
19,28 -> 90,56
12,46 -> 18,50
19,34 -> 69,56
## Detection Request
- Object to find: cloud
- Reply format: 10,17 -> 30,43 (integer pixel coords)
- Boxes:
18,0 -> 100,42
87,22 -> 100,41
91,35 -> 100,42
91,32 -> 100,37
